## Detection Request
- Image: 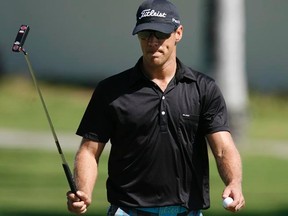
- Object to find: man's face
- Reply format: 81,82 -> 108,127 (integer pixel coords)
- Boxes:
138,26 -> 183,68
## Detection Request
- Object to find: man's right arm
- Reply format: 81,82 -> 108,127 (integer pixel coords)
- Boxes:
67,138 -> 106,214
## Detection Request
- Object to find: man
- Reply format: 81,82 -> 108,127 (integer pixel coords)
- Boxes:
67,0 -> 245,215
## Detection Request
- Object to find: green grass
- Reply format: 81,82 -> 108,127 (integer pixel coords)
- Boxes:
207,154 -> 288,215
248,93 -> 288,140
1,75 -> 288,215
0,75 -> 92,132
1,75 -> 288,140
0,148 -> 288,216
0,148 -> 109,216
1,75 -> 288,139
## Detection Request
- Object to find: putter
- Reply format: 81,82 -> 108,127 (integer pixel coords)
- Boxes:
12,24 -> 77,194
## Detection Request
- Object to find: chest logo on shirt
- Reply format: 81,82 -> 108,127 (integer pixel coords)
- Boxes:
182,114 -> 190,117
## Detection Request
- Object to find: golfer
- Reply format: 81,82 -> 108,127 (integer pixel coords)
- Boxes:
67,0 -> 245,215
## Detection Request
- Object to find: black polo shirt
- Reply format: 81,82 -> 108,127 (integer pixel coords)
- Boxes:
76,57 -> 230,210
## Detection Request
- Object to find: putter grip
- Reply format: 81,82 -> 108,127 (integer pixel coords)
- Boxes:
62,163 -> 77,193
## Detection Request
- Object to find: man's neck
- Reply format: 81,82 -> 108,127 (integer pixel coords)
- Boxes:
142,58 -> 177,92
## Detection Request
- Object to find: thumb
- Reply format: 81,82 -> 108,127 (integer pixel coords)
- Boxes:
222,188 -> 232,199
76,191 -> 91,204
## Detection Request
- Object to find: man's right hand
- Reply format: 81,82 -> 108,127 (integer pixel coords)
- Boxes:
67,191 -> 91,214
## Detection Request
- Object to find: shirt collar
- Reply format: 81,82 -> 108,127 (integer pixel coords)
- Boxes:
129,57 -> 146,86
175,58 -> 196,82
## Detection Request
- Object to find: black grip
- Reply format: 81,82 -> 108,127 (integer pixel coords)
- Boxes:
62,163 -> 77,194
12,25 -> 30,52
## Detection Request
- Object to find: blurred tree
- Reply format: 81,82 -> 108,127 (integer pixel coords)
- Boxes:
0,51 -> 4,77
206,0 -> 248,141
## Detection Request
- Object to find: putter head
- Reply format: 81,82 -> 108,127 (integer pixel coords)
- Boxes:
12,24 -> 30,52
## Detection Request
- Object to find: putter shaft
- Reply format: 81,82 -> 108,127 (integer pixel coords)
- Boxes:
23,50 -> 77,193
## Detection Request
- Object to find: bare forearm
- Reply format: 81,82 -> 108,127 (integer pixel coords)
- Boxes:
208,132 -> 245,212
215,146 -> 242,186
207,131 -> 243,186
67,140 -> 104,214
74,148 -> 98,199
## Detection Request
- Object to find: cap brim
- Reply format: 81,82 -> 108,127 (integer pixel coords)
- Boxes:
132,23 -> 175,35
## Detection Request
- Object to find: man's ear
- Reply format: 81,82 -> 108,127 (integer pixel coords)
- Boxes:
175,25 -> 183,43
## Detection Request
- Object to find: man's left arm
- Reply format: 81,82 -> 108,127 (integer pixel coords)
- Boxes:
207,131 -> 245,212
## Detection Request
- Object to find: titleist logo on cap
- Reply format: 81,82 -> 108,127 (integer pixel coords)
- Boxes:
132,0 -> 181,35
139,9 -> 167,19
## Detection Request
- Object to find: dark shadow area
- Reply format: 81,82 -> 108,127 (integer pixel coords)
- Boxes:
0,50 -> 5,78
2,209 -> 288,216
28,71 -> 100,90
0,210 -> 105,216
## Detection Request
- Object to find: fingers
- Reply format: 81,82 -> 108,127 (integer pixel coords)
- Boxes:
67,200 -> 87,214
67,191 -> 91,214
222,187 -> 245,212
224,197 -> 245,212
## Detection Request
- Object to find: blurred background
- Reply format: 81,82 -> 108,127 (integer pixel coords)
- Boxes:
0,0 -> 287,215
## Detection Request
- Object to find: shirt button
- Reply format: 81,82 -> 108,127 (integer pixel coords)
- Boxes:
161,111 -> 166,115
162,96 -> 165,100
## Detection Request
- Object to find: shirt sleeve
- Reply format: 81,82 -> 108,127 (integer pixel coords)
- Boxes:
200,79 -> 230,134
76,82 -> 113,143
